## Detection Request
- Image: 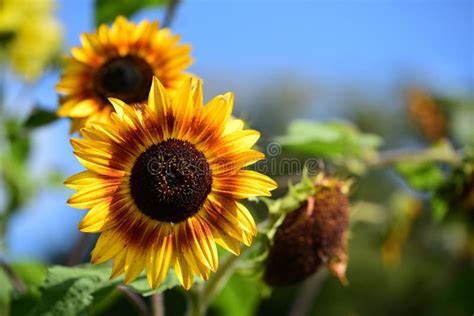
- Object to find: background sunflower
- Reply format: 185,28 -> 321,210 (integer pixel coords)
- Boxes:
55,16 -> 193,133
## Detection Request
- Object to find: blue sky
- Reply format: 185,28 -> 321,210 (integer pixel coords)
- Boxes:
5,0 -> 473,260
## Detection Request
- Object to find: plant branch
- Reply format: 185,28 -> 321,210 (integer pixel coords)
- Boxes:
289,270 -> 328,316
0,258 -> 26,294
366,145 -> 461,168
66,233 -> 90,266
117,285 -> 149,316
152,293 -> 164,316
163,0 -> 181,28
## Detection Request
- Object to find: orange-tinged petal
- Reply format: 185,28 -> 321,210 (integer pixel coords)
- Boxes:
172,78 -> 195,138
213,170 -> 277,199
194,93 -> 233,143
186,218 -> 218,271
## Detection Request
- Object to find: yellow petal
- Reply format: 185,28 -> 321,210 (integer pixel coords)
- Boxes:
223,118 -> 245,135
110,250 -> 126,279
148,76 -> 170,116
235,202 -> 257,235
124,247 -> 146,284
64,170 -> 100,190
213,170 -> 277,199
195,93 -> 233,142
186,218 -> 218,271
68,99 -> 100,118
173,252 -> 194,290
146,225 -> 174,288
91,230 -> 124,264
172,78 -> 195,138
205,130 -> 260,159
78,201 -> 113,233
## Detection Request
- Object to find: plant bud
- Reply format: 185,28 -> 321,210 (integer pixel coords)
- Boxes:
407,88 -> 447,142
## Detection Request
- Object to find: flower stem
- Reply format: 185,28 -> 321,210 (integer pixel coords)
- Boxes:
66,233 -> 90,266
367,144 -> 461,168
151,293 -> 164,316
0,257 -> 26,294
187,248 -> 250,315
117,285 -> 149,316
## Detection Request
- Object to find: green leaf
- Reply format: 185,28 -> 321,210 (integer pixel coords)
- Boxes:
32,264 -> 181,315
95,0 -> 168,26
24,107 -> 58,129
276,120 -> 382,174
31,265 -> 113,316
9,262 -> 48,316
395,161 -> 444,191
211,274 -> 260,316
11,262 -> 47,289
127,270 -> 180,296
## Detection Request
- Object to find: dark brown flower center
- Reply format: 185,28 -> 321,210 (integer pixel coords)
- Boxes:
94,55 -> 154,104
129,139 -> 212,223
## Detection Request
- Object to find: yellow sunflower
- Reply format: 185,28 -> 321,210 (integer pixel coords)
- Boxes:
56,16 -> 193,133
65,77 -> 277,289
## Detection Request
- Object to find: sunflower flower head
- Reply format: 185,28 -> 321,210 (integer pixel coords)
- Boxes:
65,77 -> 277,290
56,16 -> 193,133
264,175 -> 350,286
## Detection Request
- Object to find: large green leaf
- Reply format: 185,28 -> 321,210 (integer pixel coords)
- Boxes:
276,120 -> 382,174
31,264 -> 180,315
126,271 -> 180,296
30,265 -> 113,316
95,0 -> 168,26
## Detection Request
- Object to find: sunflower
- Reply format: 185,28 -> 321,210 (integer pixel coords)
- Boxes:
65,77 -> 277,289
56,16 -> 192,133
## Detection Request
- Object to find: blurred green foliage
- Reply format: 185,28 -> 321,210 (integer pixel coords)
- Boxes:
277,120 -> 382,174
211,274 -> 260,316
0,119 -> 35,223
24,107 -> 58,129
95,0 -> 168,26
395,161 -> 444,191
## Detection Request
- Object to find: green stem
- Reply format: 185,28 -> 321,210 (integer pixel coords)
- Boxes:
163,0 -> 181,28
366,145 -> 461,168
186,289 -> 201,316
187,248 -> 249,315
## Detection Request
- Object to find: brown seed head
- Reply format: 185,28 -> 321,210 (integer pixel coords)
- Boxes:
264,177 -> 350,286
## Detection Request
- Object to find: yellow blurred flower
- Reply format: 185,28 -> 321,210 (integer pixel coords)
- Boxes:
0,0 -> 62,80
